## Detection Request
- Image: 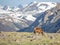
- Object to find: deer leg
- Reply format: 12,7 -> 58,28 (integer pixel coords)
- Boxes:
34,31 -> 36,34
41,32 -> 44,36
39,32 -> 40,34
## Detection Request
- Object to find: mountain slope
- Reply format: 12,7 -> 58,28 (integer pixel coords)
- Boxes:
0,2 -> 60,32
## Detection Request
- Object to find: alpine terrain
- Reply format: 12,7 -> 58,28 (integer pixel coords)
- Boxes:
0,2 -> 60,33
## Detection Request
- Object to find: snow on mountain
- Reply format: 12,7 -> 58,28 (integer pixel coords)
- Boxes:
12,7 -> 20,12
0,1 -> 60,32
23,2 -> 56,12
37,2 -> 56,10
0,9 -> 11,14
3,5 -> 11,11
25,15 -> 36,21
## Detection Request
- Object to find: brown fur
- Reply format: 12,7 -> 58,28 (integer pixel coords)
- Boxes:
34,27 -> 44,36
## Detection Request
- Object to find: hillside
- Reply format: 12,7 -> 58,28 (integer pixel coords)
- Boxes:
0,32 -> 60,45
0,2 -> 60,32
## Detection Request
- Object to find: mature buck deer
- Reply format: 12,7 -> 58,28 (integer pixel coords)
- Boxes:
34,27 -> 45,36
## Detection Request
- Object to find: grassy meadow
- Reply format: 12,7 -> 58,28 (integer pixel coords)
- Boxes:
0,32 -> 60,45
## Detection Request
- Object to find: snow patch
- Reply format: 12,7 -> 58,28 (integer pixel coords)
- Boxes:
25,15 -> 36,21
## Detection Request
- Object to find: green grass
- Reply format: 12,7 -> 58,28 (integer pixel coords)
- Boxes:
0,32 -> 60,45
